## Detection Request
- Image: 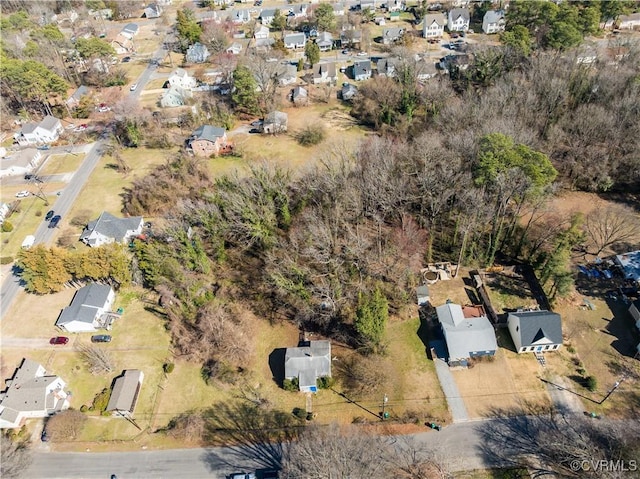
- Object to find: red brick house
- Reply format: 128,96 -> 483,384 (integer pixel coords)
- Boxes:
187,125 -> 229,157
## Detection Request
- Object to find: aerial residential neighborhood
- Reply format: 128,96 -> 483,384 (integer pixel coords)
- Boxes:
1,0 -> 640,478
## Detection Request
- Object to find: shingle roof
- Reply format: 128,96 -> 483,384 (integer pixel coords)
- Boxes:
56,283 -> 113,327
383,27 -> 404,38
106,370 -> 144,413
284,32 -> 306,44
484,10 -> 504,24
80,211 -> 143,244
450,8 -> 470,22
68,85 -> 89,102
353,60 -> 371,77
265,110 -> 288,124
192,125 -> 226,142
260,8 -> 277,17
39,115 -> 61,132
510,310 -> 563,347
436,303 -> 497,360
285,340 -> 331,388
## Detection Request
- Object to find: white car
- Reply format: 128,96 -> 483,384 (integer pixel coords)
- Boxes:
130,83 -> 138,91
15,190 -> 30,198
357,51 -> 368,56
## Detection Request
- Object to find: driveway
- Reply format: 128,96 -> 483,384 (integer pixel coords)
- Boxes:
545,375 -> 585,415
434,358 -> 469,422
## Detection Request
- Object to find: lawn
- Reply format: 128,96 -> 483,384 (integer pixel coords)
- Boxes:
0,196 -> 53,259
39,153 -> 86,176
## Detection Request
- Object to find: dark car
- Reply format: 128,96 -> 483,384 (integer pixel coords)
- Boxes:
50,336 -> 69,345
45,210 -> 55,221
24,173 -> 35,180
48,215 -> 61,228
122,56 -> 131,63
41,430 -> 49,442
91,335 -> 112,343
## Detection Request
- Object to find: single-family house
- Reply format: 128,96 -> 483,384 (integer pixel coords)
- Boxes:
0,148 -> 43,178
111,33 -> 134,55
168,69 -> 197,90
447,8 -> 470,32
160,86 -> 193,107
54,10 -> 79,25
618,12 -> 640,30
284,340 -> 332,393
231,8 -> 252,24
482,10 -> 505,34
121,23 -> 139,39
436,303 -> 498,367
0,359 -> 70,429
292,86 -> 308,105
106,370 -> 144,418
340,29 -> 362,48
79,211 -> 144,247
387,0 -> 404,12
417,61 -> 439,81
316,31 -> 334,51
507,310 -> 563,354
290,4 -> 309,18
260,8 -> 277,26
279,64 -> 298,85
14,116 -> 63,146
312,62 -> 337,84
254,25 -> 270,40
353,59 -> 372,81
226,42 -> 243,55
188,125 -> 228,157
416,285 -> 430,306
615,251 -> 640,284
65,85 -> 90,109
284,32 -> 306,49
186,42 -> 211,63
55,283 -> 117,333
262,111 -> 288,134
360,0 -> 376,12
333,2 -> 346,16
375,16 -> 386,25
423,13 -> 446,39
143,3 -> 163,18
341,83 -> 358,101
438,53 -> 470,72
376,57 -> 396,77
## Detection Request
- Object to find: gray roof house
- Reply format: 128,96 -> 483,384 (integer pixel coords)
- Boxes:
507,310 -> 563,354
316,32 -> 334,51
340,29 -> 362,47
312,62 -> 337,84
262,111 -> 288,134
447,8 -> 470,32
185,42 -> 210,63
353,59 -> 372,81
231,8 -> 251,24
382,27 -> 404,45
284,32 -> 306,49
121,23 -> 139,39
143,3 -> 163,18
80,211 -> 144,247
482,10 -> 505,34
65,85 -> 90,109
0,359 -> 70,429
259,8 -> 277,25
160,86 -> 193,108
284,340 -> 332,393
292,86 -> 308,105
376,58 -> 396,77
423,13 -> 446,39
436,303 -> 497,366
14,115 -> 63,146
106,370 -> 144,417
279,64 -> 298,85
56,283 -> 116,333
341,83 -> 358,101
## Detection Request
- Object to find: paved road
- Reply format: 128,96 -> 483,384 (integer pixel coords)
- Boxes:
0,141 -> 105,320
434,358 -> 469,422
23,420 -> 501,479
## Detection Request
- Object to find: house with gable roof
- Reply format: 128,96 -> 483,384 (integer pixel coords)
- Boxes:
106,370 -> 144,418
14,116 -> 63,146
143,3 -> 163,18
447,8 -> 469,32
188,125 -> 229,157
352,59 -> 371,81
55,283 -> 117,333
507,310 -> 563,353
168,68 -> 197,90
186,42 -> 211,63
284,340 -> 332,393
312,62 -> 337,84
0,359 -> 70,429
482,10 -> 505,34
79,211 -> 143,247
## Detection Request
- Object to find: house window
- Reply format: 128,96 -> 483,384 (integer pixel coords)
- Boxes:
544,345 -> 550,350
516,325 -> 519,332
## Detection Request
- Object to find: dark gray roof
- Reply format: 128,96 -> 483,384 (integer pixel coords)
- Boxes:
123,23 -> 138,34
39,115 -> 61,132
68,85 -> 89,102
80,211 -> 143,243
56,283 -> 113,327
510,310 -> 563,347
436,303 -> 497,360
106,370 -> 144,413
449,8 -> 470,22
284,32 -> 306,44
260,8 -> 277,17
192,125 -> 226,142
353,60 -> 371,77
285,340 -> 331,388
383,27 -> 404,38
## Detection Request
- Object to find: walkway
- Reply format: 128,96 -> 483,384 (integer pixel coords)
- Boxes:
434,358 -> 469,423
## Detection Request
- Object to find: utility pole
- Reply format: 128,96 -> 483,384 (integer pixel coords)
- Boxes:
381,394 -> 388,420
599,376 -> 625,405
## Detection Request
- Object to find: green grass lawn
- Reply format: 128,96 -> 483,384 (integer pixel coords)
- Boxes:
39,153 -> 86,176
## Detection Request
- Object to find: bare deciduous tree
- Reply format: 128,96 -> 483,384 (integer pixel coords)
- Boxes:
77,343 -> 114,374
45,409 -> 87,441
583,202 -> 640,256
0,432 -> 32,479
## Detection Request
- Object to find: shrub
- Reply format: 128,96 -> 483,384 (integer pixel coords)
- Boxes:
90,388 -> 111,412
35,210 -> 42,217
1,221 -> 14,233
317,376 -> 335,389
0,256 -> 14,265
70,210 -> 92,227
585,376 -> 597,392
163,362 -> 175,374
567,345 -> 576,353
295,125 -> 325,146
292,407 -> 307,419
201,359 -> 240,385
306,412 -> 314,421
80,405 -> 88,413
283,377 -> 299,392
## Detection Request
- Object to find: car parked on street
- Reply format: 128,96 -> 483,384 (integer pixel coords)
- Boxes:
91,334 -> 112,343
48,215 -> 61,228
130,83 -> 138,91
37,144 -> 50,150
50,336 -> 69,345
45,210 -> 55,220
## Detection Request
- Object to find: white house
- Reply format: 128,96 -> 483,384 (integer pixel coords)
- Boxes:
333,2 -> 346,16
316,31 -> 334,51
260,8 -> 277,26
423,13 -> 446,39
0,359 -> 70,429
14,116 -> 63,146
55,283 -> 116,333
284,341 -> 331,393
160,86 -> 193,107
312,62 -> 337,84
231,9 -> 252,24
262,111 -> 288,134
279,64 -> 298,85
290,4 -> 309,18
284,32 -> 306,49
254,25 -> 270,40
387,0 -> 404,12
482,10 -> 505,34
447,8 -> 470,32
168,69 -> 197,90
353,59 -> 372,81
507,310 -> 563,354
111,33 -> 134,55
185,42 -> 210,63
382,27 -> 404,45
618,12 -> 640,30
79,211 -> 143,247
143,3 -> 163,18
226,42 -> 243,55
